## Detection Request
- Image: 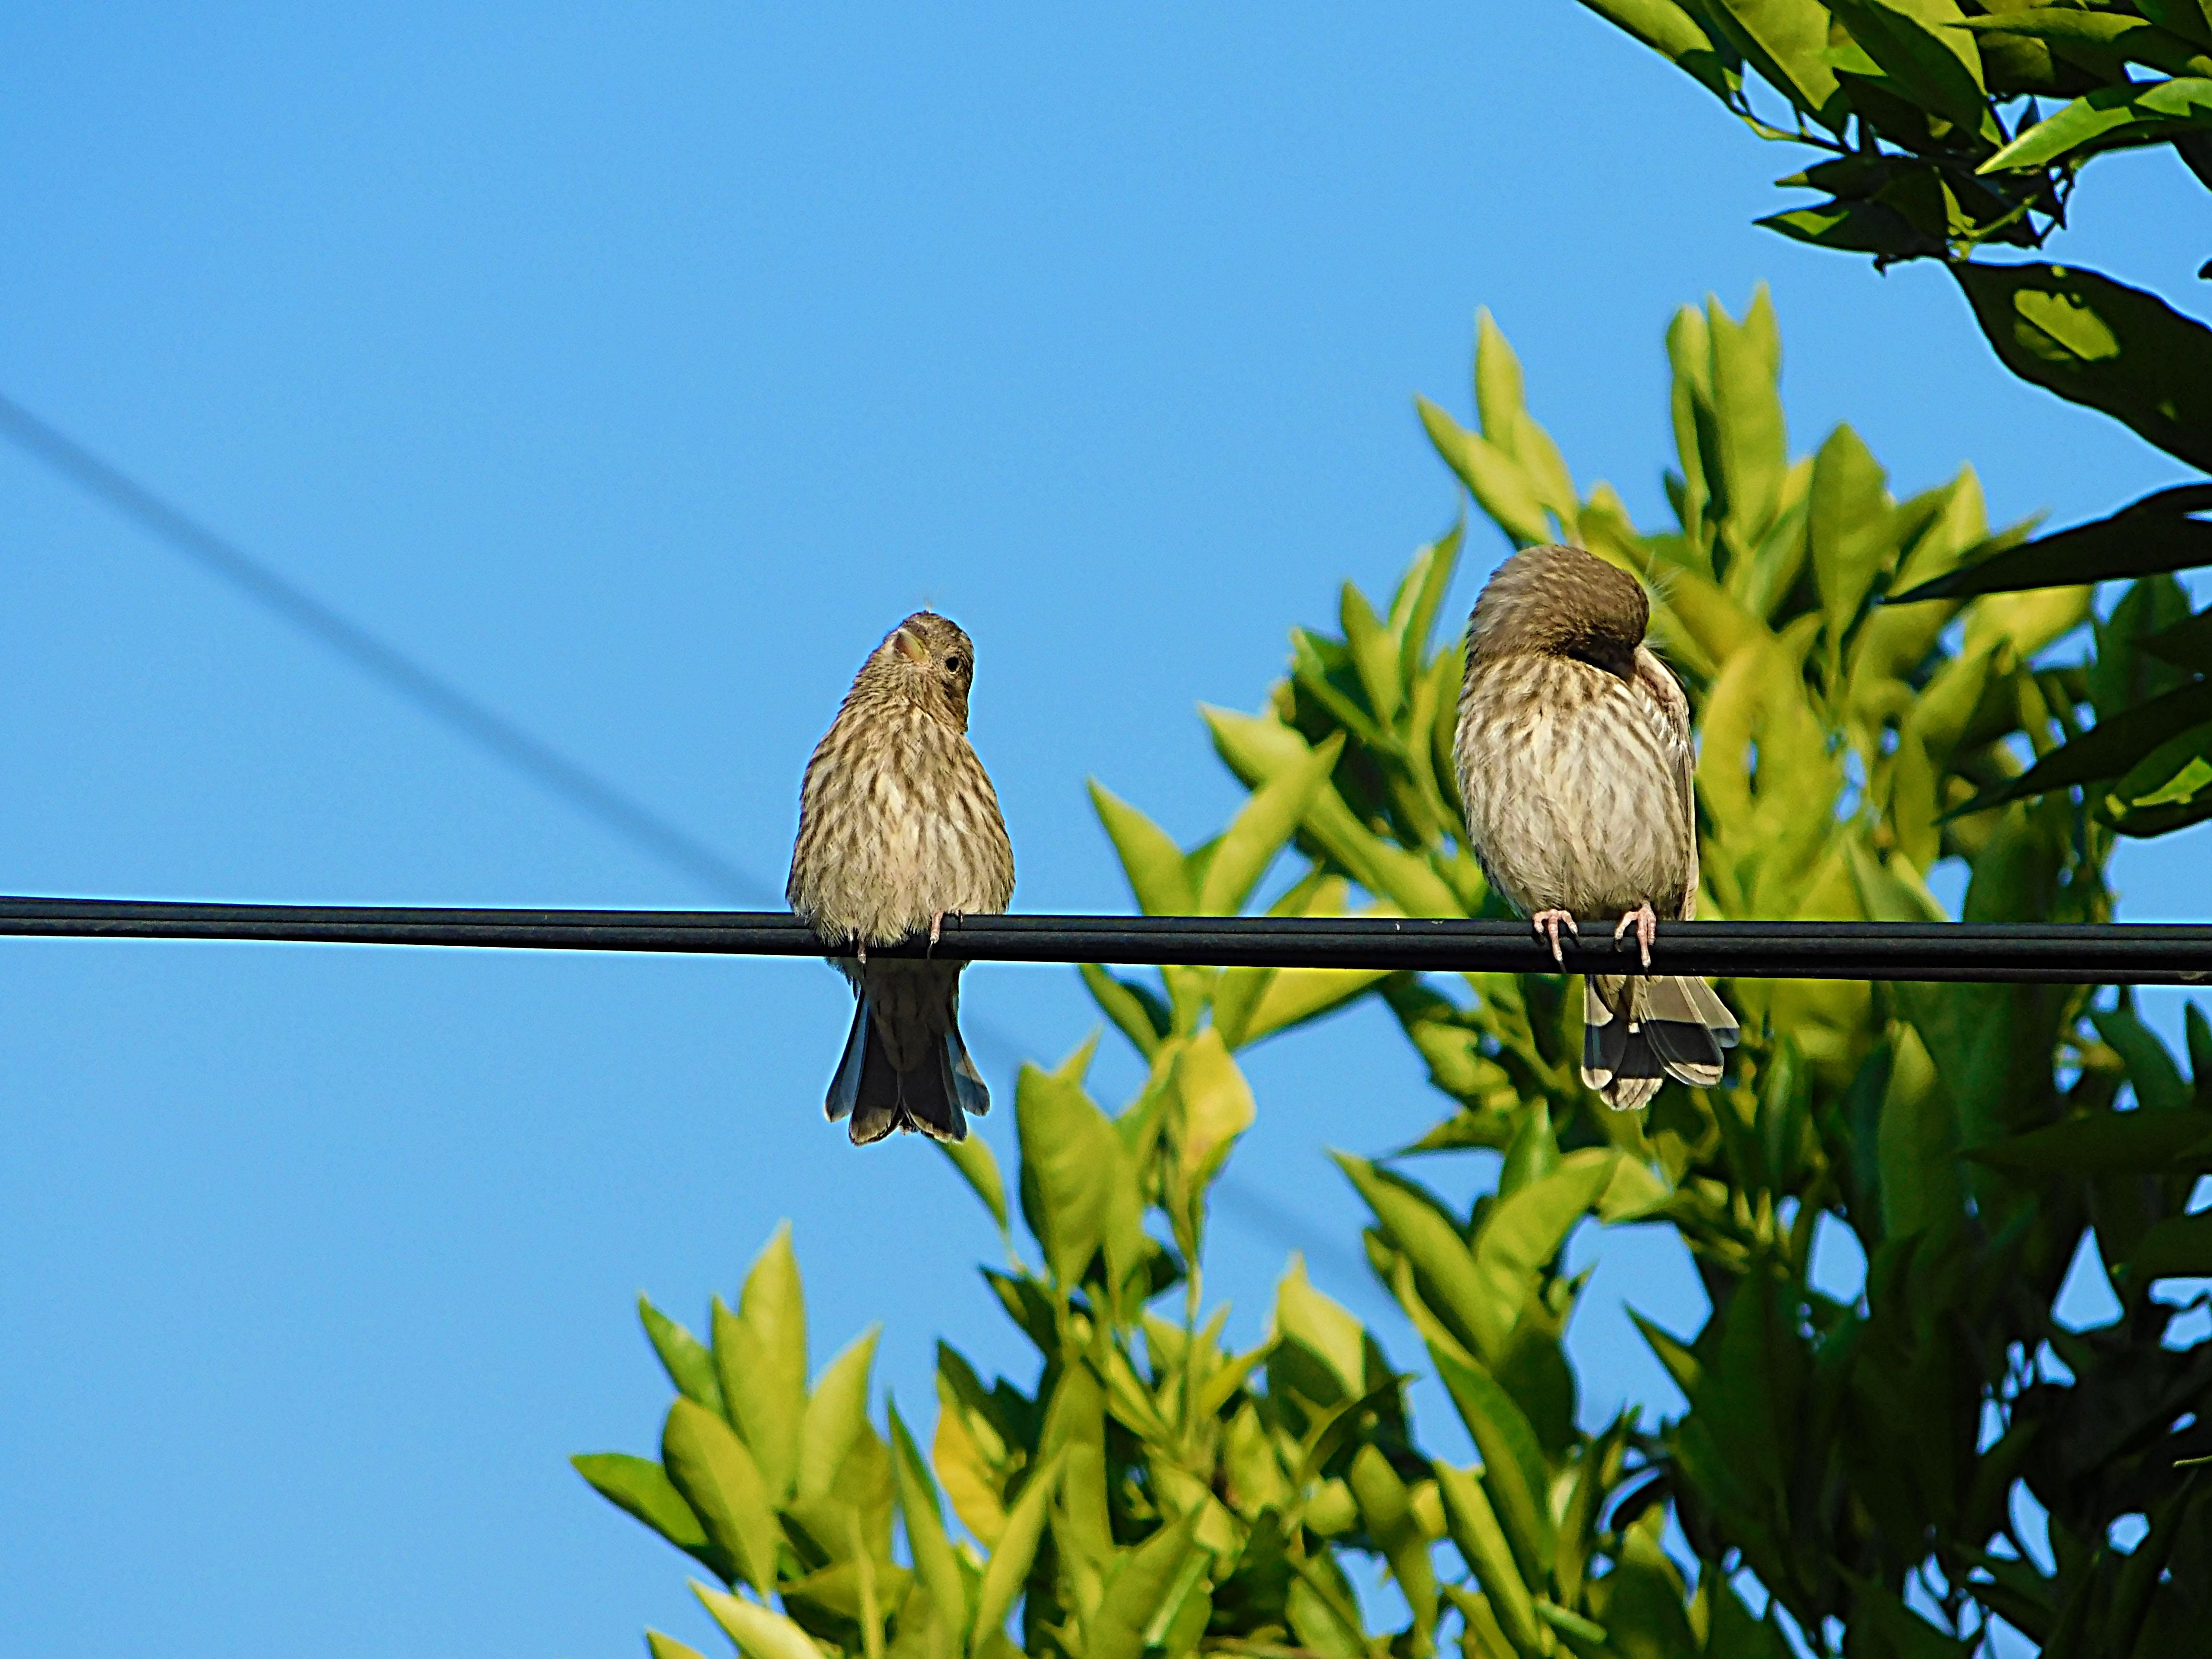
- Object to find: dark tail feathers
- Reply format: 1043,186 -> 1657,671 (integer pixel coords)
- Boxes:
1581,973 -> 1739,1111
825,996 -> 991,1145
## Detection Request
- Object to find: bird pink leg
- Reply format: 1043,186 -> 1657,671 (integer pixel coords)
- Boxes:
928,911 -> 950,950
1614,902 -> 1658,969
1531,909 -> 1578,964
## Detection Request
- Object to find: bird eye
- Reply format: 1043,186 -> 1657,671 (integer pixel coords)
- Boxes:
945,654 -> 965,673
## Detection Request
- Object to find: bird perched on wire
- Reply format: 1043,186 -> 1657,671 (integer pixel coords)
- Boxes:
788,611 -> 1015,1144
1453,543 -> 1737,1109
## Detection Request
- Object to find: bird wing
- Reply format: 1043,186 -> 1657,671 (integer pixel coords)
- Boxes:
1632,646 -> 1699,921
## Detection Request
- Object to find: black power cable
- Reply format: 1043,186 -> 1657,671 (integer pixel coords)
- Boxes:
5,897 -> 2209,984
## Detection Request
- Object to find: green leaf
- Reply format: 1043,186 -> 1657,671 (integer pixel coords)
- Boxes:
1808,423 -> 1894,639
1953,679 -> 2212,815
1879,1022 -> 1959,1239
1418,396 -> 1553,546
647,1632 -> 712,1659
1827,0 -> 1994,137
642,1297 -> 725,1417
695,1583 -> 830,1659
1707,287 -> 1789,551
573,1451 -> 716,1559
1015,1062 -> 1121,1286
1432,1461 -> 1546,1659
2144,602 -> 2212,672
1981,76 -> 2212,173
662,1400 -> 783,1593
2122,1208 -> 2212,1278
1334,1152 -> 1503,1360
1271,1253 -> 1369,1401
1427,1346 -> 1555,1582
1087,781 -> 1197,916
1079,964 -> 1168,1058
1758,198 -> 1941,258
798,1326 -> 881,1501
1971,1109 -> 2212,1176
968,1450 -> 1065,1659
1700,0 -> 1849,128
1959,9 -> 2212,76
1345,1446 -> 1439,1646
2143,0 -> 2212,52
2094,1005 -> 2194,1114
1474,1154 -> 1614,1323
719,1225 -> 809,1503
1574,0 -> 1741,99
935,1133 -> 1010,1235
1951,263 -> 2212,473
1087,1518 -> 1207,1659
888,1400 -> 969,1641
1171,1027 -> 1256,1187
1889,485 -> 2212,601
1198,733 -> 1346,917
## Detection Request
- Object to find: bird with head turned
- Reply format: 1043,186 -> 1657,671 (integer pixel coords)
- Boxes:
788,610 -> 1015,1144
1452,543 -> 1737,1110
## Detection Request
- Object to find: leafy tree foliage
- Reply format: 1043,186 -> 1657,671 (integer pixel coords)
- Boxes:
1573,0 -> 2212,835
578,295 -> 2211,1659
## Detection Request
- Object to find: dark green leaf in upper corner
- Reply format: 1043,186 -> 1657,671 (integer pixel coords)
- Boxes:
1888,484 -> 2212,601
1945,678 -> 2212,817
1951,263 -> 2212,473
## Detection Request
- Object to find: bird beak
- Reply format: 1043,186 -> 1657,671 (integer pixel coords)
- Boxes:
893,629 -> 928,665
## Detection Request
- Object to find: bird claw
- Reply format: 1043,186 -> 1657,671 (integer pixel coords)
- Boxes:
1613,903 -> 1658,970
928,911 -> 957,954
1531,909 -> 1579,965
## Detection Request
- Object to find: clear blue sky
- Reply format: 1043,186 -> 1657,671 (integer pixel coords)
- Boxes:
3,7 -> 2207,1655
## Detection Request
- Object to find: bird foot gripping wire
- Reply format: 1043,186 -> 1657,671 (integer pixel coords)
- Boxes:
1614,902 -> 1658,969
1532,909 -> 1579,964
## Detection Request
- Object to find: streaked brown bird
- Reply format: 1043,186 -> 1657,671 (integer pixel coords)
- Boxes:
788,611 -> 1016,1144
1453,543 -> 1737,1109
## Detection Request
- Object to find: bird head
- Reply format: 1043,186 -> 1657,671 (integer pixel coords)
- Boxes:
1465,543 -> 1649,678
866,610 -> 977,728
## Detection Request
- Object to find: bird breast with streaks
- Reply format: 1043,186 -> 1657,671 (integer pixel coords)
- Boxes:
1456,650 -> 1694,922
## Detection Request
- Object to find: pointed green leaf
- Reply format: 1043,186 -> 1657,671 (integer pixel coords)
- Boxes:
1432,1461 -> 1545,1659
1198,734 -> 1345,917
797,1326 -> 880,1501
662,1400 -> 783,1593
1428,1345 -> 1554,1580
718,1225 -> 809,1503
1419,396 -> 1552,546
935,1131 -> 1010,1235
1890,485 -> 2212,602
648,1632 -> 713,1659
695,1583 -> 830,1659
1982,77 -> 2212,173
1015,1063 -> 1120,1286
574,1451 -> 716,1558
1087,781 -> 1196,915
968,1451 -> 1065,1659
889,1399 -> 969,1639
642,1297 -> 725,1417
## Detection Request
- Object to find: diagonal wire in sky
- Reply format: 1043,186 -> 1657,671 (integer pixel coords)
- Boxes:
0,387 -> 1374,1291
0,391 -> 777,907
